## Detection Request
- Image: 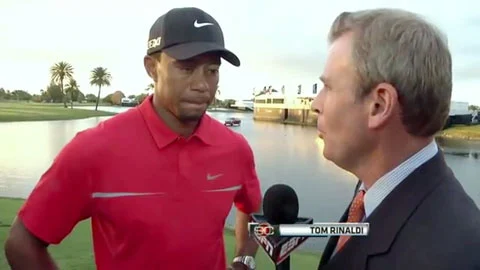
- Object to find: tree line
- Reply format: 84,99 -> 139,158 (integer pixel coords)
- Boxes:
0,86 -> 149,107
0,62 -> 112,111
50,62 -> 111,111
470,105 -> 480,111
0,86 -> 109,104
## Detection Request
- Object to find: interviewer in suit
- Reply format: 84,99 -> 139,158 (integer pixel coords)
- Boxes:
311,8 -> 480,270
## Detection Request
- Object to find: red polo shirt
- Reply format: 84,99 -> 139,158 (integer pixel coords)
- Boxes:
18,95 -> 262,270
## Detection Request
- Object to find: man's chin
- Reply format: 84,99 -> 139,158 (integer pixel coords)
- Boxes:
317,131 -> 325,140
177,112 -> 205,123
322,149 -> 330,160
322,148 -> 351,172
322,145 -> 335,162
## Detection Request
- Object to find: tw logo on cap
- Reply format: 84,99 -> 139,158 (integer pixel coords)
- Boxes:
148,37 -> 161,50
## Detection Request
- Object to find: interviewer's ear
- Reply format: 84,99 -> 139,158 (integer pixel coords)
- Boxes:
144,55 -> 158,82
367,82 -> 398,129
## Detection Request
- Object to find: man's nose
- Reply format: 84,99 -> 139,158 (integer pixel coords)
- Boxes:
190,67 -> 209,92
311,91 -> 324,114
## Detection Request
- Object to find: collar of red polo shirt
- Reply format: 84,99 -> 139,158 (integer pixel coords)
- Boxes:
138,95 -> 216,148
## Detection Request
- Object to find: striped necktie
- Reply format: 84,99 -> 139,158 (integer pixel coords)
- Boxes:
335,189 -> 366,252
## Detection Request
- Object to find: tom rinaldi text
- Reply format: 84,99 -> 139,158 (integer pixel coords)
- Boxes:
249,222 -> 369,237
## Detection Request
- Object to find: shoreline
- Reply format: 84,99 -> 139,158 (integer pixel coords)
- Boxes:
253,118 -> 480,142
2,102 -> 478,141
0,102 -> 116,122
0,102 -> 249,123
435,124 -> 480,141
435,133 -> 480,141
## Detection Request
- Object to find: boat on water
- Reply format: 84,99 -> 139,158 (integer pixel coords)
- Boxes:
444,101 -> 476,128
121,97 -> 138,107
253,84 -> 318,126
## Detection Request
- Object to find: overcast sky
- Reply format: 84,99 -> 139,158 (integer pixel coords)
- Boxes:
0,0 -> 479,104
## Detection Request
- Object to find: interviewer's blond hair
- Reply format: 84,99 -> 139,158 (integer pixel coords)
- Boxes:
329,9 -> 452,137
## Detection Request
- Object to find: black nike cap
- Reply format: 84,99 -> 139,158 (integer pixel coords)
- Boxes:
147,7 -> 240,67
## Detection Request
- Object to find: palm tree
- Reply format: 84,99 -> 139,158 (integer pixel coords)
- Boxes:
90,67 -> 112,111
50,61 -> 74,108
65,78 -> 79,109
145,83 -> 154,92
212,87 -> 221,110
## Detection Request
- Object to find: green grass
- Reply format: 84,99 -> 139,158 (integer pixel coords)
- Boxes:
0,102 -> 116,122
0,198 -> 320,269
437,124 -> 480,141
27,102 -> 113,107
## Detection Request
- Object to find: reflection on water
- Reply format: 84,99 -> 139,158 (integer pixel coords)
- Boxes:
0,107 -> 479,252
0,117 -> 111,198
436,137 -> 480,160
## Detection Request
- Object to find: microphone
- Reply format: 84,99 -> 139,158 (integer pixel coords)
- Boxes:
263,184 -> 299,224
249,184 -> 313,270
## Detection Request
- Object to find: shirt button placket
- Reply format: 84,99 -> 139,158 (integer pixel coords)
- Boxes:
176,138 -> 190,199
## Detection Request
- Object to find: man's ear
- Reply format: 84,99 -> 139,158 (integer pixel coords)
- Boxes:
144,55 -> 158,82
367,82 -> 398,129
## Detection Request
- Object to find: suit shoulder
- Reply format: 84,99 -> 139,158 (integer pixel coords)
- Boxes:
432,175 -> 480,223
382,176 -> 480,269
406,173 -> 480,241
436,176 -> 480,235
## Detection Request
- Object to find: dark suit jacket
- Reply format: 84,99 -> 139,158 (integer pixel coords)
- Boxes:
318,151 -> 480,270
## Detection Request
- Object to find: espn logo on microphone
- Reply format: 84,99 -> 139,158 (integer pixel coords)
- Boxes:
250,222 -> 369,237
253,223 -> 275,237
248,222 -> 309,265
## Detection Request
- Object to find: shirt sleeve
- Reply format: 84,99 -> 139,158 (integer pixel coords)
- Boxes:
234,135 -> 262,214
17,131 -> 94,245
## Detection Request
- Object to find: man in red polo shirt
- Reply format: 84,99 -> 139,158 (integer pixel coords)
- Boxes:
5,7 -> 262,270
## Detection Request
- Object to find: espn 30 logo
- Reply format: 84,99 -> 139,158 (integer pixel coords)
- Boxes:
278,236 -> 306,260
253,223 -> 274,237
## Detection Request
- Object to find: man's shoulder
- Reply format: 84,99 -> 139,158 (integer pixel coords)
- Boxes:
401,173 -> 480,240
64,108 -> 143,156
94,107 -> 142,132
431,175 -> 480,225
206,115 -> 251,148
409,153 -> 480,225
78,107 -> 140,135
437,168 -> 477,203
379,177 -> 480,268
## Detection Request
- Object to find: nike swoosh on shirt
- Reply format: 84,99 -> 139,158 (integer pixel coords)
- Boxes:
207,173 -> 223,181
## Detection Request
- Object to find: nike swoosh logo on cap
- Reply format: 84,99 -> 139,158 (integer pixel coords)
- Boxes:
194,20 -> 214,28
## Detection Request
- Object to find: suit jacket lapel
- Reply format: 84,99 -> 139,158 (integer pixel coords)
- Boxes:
317,206 -> 348,268
318,151 -> 449,269
318,180 -> 362,268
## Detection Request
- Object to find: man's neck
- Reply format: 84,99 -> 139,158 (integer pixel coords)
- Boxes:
152,99 -> 198,137
353,135 -> 434,189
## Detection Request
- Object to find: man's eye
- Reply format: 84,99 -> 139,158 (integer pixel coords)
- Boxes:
180,67 -> 193,72
209,69 -> 219,75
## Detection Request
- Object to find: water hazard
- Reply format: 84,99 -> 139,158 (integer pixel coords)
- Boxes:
1,106 -> 479,251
